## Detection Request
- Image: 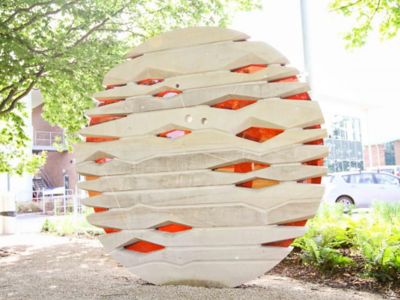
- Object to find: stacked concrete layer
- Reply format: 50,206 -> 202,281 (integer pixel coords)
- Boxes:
75,27 -> 328,287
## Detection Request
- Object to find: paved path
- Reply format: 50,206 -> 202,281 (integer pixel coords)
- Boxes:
14,213 -> 50,233
0,233 -> 385,300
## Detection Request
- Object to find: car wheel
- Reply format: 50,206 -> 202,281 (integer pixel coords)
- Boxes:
335,196 -> 355,208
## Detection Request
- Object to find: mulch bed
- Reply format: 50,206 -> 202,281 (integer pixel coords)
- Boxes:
270,250 -> 400,299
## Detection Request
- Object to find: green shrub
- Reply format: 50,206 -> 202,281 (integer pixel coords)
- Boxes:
353,202 -> 400,282
293,202 -> 400,282
292,204 -> 354,271
41,218 -> 56,233
41,214 -> 103,237
17,201 -> 42,213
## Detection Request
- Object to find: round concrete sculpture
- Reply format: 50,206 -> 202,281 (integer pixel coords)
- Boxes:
75,27 -> 328,287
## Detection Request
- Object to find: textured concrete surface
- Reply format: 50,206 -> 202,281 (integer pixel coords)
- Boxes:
0,233 -> 384,300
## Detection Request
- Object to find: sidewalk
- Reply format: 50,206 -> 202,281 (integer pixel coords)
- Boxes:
0,233 -> 385,300
15,213 -> 49,233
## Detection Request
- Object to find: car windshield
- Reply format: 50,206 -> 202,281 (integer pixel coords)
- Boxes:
322,176 -> 333,184
373,173 -> 399,185
342,173 -> 374,184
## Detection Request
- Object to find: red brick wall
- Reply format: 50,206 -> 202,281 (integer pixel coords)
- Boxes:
395,141 -> 400,165
32,104 -> 62,133
42,152 -> 78,190
363,144 -> 385,167
32,104 -> 79,191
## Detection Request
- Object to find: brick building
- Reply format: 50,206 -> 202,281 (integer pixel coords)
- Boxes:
363,140 -> 400,168
31,89 -> 79,196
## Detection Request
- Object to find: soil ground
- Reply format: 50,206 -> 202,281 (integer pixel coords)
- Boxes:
0,233 -> 389,300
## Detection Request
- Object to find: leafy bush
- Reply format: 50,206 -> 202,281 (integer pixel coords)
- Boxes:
17,201 -> 42,213
292,204 -> 354,271
353,203 -> 400,282
41,214 -> 102,237
293,202 -> 400,282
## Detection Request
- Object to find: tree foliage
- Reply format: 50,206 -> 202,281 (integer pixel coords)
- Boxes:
330,0 -> 400,47
0,0 -> 260,174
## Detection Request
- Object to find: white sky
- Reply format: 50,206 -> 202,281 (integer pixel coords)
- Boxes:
231,0 -> 400,144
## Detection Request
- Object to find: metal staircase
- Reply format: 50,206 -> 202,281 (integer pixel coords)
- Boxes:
33,169 -> 53,199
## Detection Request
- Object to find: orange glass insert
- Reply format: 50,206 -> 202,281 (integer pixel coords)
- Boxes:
124,241 -> 165,253
97,99 -> 124,107
95,157 -> 113,164
304,159 -> 324,166
104,228 -> 122,234
137,78 -> 164,85
89,115 -> 126,126
236,178 -> 279,189
213,161 -> 269,173
304,139 -> 324,145
262,239 -> 294,247
157,129 -> 191,139
231,64 -> 267,74
106,84 -> 126,90
212,99 -> 256,110
284,92 -> 311,101
280,220 -> 308,226
154,90 -> 182,98
237,127 -> 284,143
93,206 -> 108,213
157,223 -> 192,233
270,76 -> 298,83
86,136 -> 119,143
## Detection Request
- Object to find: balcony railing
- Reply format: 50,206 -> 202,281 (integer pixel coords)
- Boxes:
33,130 -> 65,150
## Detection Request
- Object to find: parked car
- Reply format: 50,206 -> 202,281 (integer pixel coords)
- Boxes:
367,165 -> 400,177
323,171 -> 400,208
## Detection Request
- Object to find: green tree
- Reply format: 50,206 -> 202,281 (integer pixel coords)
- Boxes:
330,0 -> 400,47
0,0 -> 260,174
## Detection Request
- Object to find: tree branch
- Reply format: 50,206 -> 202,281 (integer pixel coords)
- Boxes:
52,6 -> 126,58
2,0 -> 57,25
0,84 -> 15,94
331,0 -> 362,12
0,67 -> 45,115
12,0 -> 80,32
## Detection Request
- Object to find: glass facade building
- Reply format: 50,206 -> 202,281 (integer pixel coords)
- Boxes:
325,115 -> 364,172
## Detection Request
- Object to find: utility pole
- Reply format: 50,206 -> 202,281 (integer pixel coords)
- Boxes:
300,0 -> 312,86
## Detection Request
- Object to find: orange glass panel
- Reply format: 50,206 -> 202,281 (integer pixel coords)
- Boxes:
157,223 -> 192,233
95,157 -> 113,164
97,99 -> 124,107
85,175 -> 99,181
154,90 -> 182,97
237,127 -> 284,143
299,177 -> 322,184
280,220 -> 308,226
137,78 -> 164,85
89,115 -> 126,126
298,176 -> 322,184
211,99 -> 256,110
231,64 -> 267,74
214,162 -> 269,173
304,139 -> 324,145
236,178 -> 279,189
262,239 -> 294,247
124,241 -> 165,253
88,191 -> 101,197
299,157 -> 324,184
157,129 -> 191,139
270,76 -> 298,83
104,228 -> 122,234
304,124 -> 321,130
93,207 -> 108,213
304,159 -> 324,166
86,136 -> 119,143
106,84 -> 126,90
284,92 -> 311,101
